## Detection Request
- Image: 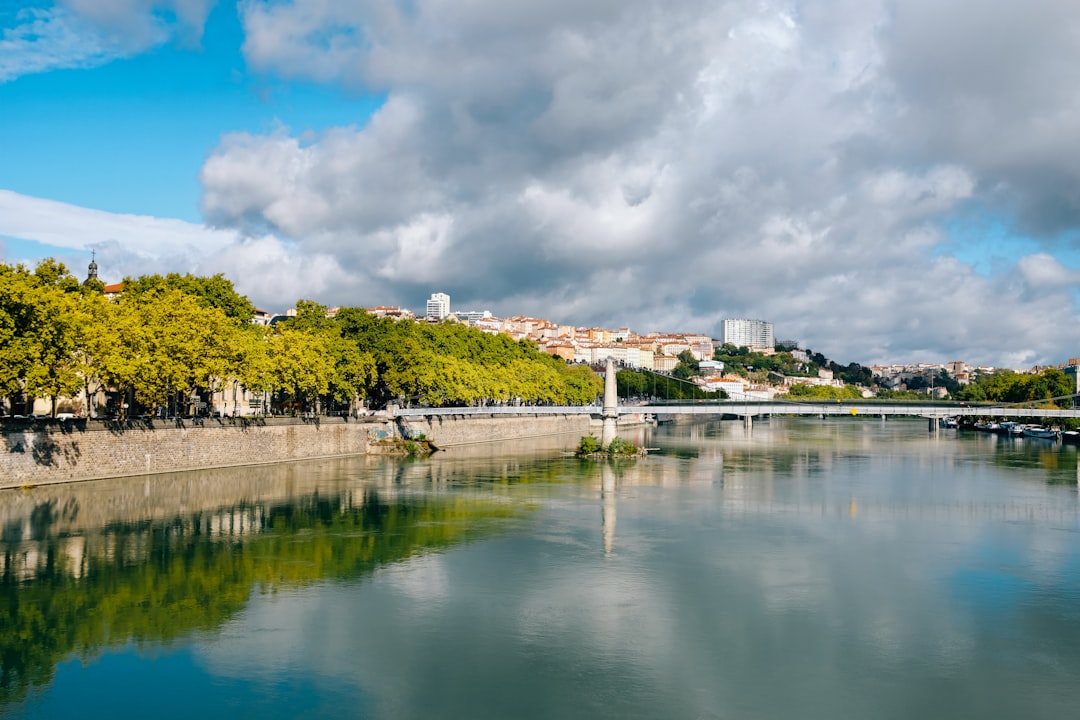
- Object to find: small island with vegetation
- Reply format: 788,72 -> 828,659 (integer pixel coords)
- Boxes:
575,435 -> 645,458
370,434 -> 437,457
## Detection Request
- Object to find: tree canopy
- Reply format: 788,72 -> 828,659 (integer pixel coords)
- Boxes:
120,272 -> 256,326
0,261 -> 600,415
956,368 -> 1074,407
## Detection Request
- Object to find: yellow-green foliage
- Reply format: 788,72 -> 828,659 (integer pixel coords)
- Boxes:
957,368 -> 1074,406
335,308 -> 603,407
782,383 -> 864,400
2,260 -> 593,413
575,435 -> 640,457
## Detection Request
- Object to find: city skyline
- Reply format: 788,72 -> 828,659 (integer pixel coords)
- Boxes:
3,1 -> 1080,368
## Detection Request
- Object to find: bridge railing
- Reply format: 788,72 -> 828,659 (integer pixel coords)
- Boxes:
393,400 -> 1080,420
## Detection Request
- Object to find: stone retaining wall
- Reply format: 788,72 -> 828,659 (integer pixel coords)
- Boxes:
0,417 -> 379,489
1,413 -> 600,488
399,413 -> 593,447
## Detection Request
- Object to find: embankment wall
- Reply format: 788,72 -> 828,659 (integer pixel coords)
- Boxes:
399,413 -> 593,447
1,413 -> 599,488
0,417 -> 380,489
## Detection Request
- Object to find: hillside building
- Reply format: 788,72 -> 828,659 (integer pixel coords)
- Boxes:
426,292 -> 450,320
721,319 -> 774,352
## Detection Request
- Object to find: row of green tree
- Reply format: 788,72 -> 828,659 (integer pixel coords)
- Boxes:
955,368 -> 1074,406
0,260 -> 602,416
776,366 -> 1074,405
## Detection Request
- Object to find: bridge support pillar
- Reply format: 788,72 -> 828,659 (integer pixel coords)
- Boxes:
601,357 -> 618,447
744,414 -> 753,431
928,417 -> 937,433
881,414 -> 886,422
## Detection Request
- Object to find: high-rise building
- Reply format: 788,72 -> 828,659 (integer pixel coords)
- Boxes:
721,319 -> 774,351
426,292 -> 450,320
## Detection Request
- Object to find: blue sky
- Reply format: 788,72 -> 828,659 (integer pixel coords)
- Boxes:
0,1 -> 380,221
2,0 -> 1080,367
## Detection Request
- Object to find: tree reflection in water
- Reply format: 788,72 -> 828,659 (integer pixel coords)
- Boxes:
0,485 -> 525,706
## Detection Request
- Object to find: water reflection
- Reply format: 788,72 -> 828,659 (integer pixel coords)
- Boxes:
6,418 -> 1080,719
601,463 -> 616,556
0,457 -> 531,706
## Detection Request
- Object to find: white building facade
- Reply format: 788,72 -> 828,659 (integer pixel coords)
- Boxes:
721,319 -> 774,352
426,292 -> 450,320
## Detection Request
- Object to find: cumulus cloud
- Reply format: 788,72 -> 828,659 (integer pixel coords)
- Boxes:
0,189 -> 341,312
0,0 -> 214,81
193,0 -> 1080,365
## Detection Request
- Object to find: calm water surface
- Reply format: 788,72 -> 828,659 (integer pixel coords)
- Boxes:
4,418 -> 1080,719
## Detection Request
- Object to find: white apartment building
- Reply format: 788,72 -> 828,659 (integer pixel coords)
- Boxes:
426,292 -> 450,320
721,319 -> 774,351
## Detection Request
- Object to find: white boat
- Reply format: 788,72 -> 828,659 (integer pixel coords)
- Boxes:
1022,426 -> 1059,440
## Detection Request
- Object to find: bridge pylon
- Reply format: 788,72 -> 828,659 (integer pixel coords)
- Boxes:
601,357 -> 618,446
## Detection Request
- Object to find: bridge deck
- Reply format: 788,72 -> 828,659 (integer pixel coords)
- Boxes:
393,403 -> 1080,420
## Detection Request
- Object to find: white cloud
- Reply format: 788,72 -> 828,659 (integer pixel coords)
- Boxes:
189,0 -> 1080,366
0,1 -> 215,82
0,189 -> 235,258
9,0 -> 1080,366
0,189 -> 349,313
0,7 -> 123,82
1017,253 -> 1080,289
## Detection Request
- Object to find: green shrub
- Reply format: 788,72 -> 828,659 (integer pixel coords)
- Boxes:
576,435 -> 601,456
606,437 -> 639,456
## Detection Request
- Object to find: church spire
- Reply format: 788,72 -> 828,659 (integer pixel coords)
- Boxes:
84,250 -> 99,286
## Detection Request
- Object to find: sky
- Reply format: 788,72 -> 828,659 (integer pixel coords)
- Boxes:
2,0 -> 1080,368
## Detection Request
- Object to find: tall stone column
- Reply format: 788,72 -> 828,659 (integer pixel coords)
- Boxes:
601,357 -> 618,447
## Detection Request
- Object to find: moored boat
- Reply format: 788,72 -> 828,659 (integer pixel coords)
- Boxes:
999,422 -> 1025,436
1022,426 -> 1059,440
1062,431 -> 1080,445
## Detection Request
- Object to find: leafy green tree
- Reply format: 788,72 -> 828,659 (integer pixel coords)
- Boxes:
956,368 -> 1074,407
673,350 -> 701,380
782,383 -> 863,400
0,260 -> 91,415
266,327 -> 334,411
121,273 -> 255,326
98,289 -> 246,412
277,301 -> 377,412
336,310 -> 600,408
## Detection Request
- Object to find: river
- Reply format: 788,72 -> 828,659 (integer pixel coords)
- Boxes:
4,417 -> 1080,719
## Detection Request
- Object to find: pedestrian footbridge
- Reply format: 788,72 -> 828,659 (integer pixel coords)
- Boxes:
390,358 -> 1080,424
392,401 -> 1080,421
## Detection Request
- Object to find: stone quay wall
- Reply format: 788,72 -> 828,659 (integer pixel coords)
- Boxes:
1,413 -> 599,488
399,412 -> 594,447
1,417 -> 380,489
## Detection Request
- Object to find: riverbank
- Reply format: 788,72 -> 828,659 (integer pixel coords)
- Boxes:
1,416 -> 377,489
0,412 -> 603,488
